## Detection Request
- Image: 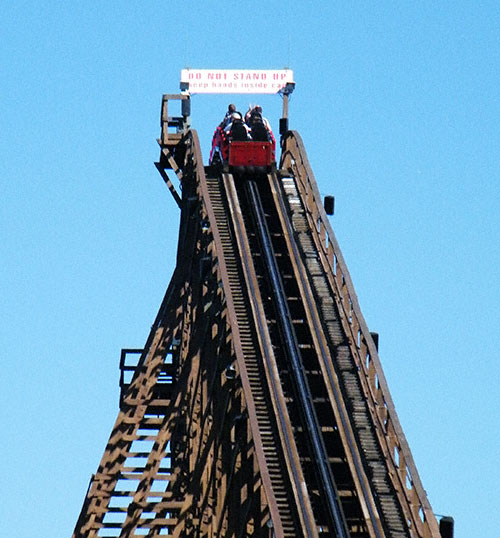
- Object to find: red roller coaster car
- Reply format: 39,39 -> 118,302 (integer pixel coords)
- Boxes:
210,122 -> 276,171
228,140 -> 275,168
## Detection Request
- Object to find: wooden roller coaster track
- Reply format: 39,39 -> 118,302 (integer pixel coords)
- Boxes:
72,95 -> 444,538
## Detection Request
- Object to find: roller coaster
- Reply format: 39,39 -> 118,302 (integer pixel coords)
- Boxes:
72,81 -> 452,538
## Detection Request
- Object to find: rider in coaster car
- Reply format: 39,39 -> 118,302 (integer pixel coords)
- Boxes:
213,112 -> 252,162
244,106 -> 276,161
224,112 -> 251,141
210,105 -> 239,164
247,106 -> 275,151
220,104 -> 236,129
246,105 -> 271,130
246,106 -> 272,139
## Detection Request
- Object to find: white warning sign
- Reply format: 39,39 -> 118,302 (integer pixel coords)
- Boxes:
181,69 -> 294,94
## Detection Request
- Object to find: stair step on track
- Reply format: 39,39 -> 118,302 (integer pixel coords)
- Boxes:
206,176 -> 297,535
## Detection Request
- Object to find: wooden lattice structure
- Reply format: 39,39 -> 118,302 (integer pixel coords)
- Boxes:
72,95 -> 446,538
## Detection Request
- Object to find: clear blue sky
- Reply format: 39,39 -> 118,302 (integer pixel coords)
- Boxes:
2,3 -> 499,537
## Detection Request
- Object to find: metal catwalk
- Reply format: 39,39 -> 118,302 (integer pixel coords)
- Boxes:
72,95 -> 443,538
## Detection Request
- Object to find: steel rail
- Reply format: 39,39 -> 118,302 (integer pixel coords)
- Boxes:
245,178 -> 350,538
